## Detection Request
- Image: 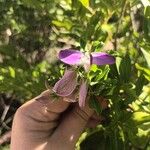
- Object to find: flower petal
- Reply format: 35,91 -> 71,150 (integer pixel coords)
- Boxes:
63,89 -> 78,102
91,52 -> 115,65
59,49 -> 84,65
53,70 -> 77,96
79,80 -> 88,108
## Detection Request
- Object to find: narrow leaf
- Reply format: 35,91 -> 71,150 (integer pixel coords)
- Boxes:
141,48 -> 150,68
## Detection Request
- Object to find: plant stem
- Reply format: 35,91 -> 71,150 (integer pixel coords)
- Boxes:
114,0 -> 128,51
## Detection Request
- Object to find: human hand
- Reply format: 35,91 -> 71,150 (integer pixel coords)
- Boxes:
11,90 -> 107,150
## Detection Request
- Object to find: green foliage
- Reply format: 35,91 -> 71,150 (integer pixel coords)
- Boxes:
116,54 -> 131,83
0,0 -> 150,149
89,95 -> 102,115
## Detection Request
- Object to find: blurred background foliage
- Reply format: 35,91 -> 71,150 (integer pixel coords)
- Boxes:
0,0 -> 150,149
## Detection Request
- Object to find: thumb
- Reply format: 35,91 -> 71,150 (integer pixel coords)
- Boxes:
50,102 -> 94,150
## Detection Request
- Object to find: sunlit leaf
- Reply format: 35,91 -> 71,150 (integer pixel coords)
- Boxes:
141,48 -> 150,68
79,0 -> 89,8
132,111 -> 150,124
135,74 -> 148,95
140,0 -> 150,7
135,63 -> 150,76
9,67 -> 15,78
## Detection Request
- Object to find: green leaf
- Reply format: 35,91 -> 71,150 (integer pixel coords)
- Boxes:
143,6 -> 150,39
89,64 -> 98,72
80,130 -> 106,150
136,64 -> 150,81
132,111 -> 150,124
136,64 -> 150,75
82,11 -> 102,41
79,0 -> 89,8
89,95 -> 102,115
145,6 -> 150,17
9,66 -> 15,78
135,74 -> 148,96
141,47 -> 150,68
116,54 -> 131,83
88,65 -> 110,84
52,20 -> 72,30
96,66 -> 110,81
109,64 -> 119,79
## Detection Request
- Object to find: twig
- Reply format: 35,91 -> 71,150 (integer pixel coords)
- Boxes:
1,105 -> 10,123
114,0 -> 128,50
0,94 -> 14,123
0,116 -> 13,131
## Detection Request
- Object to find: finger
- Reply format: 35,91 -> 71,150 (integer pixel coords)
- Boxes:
36,90 -> 70,114
90,112 -> 101,120
15,89 -> 70,130
86,119 -> 100,128
11,104 -> 57,149
11,90 -> 70,150
90,113 -> 104,121
86,115 -> 105,128
18,90 -> 70,123
50,102 -> 94,150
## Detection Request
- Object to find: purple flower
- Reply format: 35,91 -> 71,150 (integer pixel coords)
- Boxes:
53,70 -> 77,97
59,49 -> 115,66
53,49 -> 115,107
79,80 -> 88,107
58,49 -> 84,65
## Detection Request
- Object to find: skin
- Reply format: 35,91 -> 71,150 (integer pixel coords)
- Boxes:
11,90 -> 106,150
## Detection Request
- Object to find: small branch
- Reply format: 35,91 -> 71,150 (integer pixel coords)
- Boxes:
130,4 -> 143,61
114,0 -> 128,50
0,116 -> 13,131
130,5 -> 143,33
0,95 -> 13,123
1,105 -> 10,123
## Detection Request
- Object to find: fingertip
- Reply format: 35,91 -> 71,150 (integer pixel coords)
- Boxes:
35,90 -> 70,113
